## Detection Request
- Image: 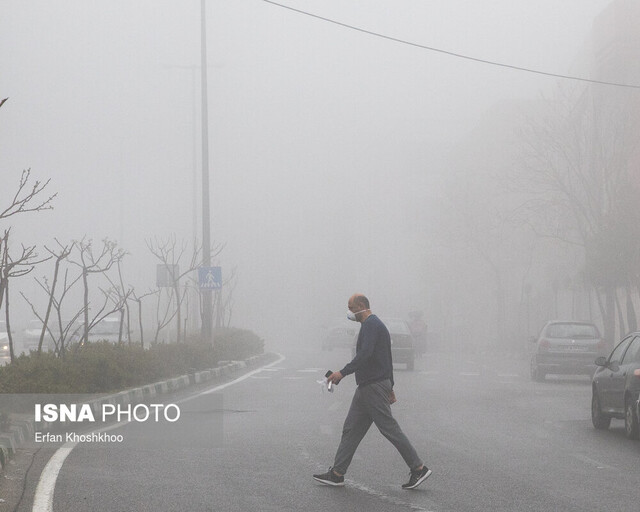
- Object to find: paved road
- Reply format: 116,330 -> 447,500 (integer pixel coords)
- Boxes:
15,347 -> 640,511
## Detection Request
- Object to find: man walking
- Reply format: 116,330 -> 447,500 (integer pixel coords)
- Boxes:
313,293 -> 431,489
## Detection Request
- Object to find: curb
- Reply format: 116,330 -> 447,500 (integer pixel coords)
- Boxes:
0,352 -> 275,471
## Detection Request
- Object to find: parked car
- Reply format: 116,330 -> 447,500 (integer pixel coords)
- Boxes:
322,322 -> 357,351
73,317 -> 127,344
529,321 -> 606,381
351,317 -> 415,371
0,320 -> 11,365
591,332 -> 640,439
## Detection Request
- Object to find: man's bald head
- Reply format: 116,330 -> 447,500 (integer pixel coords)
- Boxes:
349,294 -> 370,311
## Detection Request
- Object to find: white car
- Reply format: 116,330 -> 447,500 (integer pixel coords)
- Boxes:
0,320 -> 12,364
74,317 -> 127,344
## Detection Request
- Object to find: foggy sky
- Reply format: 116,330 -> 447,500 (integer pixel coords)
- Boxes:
0,0 -> 613,342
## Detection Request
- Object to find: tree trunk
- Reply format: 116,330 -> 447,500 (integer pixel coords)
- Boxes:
38,256 -> 62,355
137,300 -> 144,349
4,281 -> 14,363
626,286 -> 637,333
174,282 -> 181,343
82,269 -> 89,344
603,287 -> 616,350
118,308 -> 124,344
615,288 -> 625,339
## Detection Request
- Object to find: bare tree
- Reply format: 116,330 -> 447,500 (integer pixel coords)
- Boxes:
1,230 -> 50,360
146,235 -> 204,343
152,285 -> 181,344
0,169 -> 57,222
68,238 -> 127,344
0,100 -> 58,360
20,240 -> 85,357
0,169 -> 57,311
514,85 -> 640,346
34,241 -> 74,354
104,259 -> 134,344
130,289 -> 158,348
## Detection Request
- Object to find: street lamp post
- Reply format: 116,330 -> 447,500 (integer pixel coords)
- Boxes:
200,0 -> 213,343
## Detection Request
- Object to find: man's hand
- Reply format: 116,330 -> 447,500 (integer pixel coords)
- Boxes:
328,371 -> 343,385
389,390 -> 397,404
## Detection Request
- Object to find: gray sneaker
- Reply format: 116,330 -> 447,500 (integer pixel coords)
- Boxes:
313,467 -> 345,487
402,466 -> 432,489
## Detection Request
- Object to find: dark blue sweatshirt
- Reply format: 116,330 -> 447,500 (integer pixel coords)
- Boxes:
340,315 -> 394,387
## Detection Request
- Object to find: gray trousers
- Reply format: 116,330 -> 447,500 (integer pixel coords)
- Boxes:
333,379 -> 422,475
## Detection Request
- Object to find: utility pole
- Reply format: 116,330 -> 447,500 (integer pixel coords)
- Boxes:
200,0 -> 213,344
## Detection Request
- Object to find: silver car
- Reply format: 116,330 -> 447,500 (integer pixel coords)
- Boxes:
530,321 -> 606,381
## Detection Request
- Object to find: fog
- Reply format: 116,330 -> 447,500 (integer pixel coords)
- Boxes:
2,0 -> 630,352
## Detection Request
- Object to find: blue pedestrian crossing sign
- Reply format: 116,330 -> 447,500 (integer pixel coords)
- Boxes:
198,266 -> 222,289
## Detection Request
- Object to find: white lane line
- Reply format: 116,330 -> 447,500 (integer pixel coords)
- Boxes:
297,368 -> 323,373
194,353 -> 286,398
249,376 -> 272,379
571,453 -> 616,470
345,479 -> 434,511
32,419 -> 131,512
460,372 -> 481,376
497,374 -> 520,378
302,441 -> 434,512
32,353 -> 286,512
32,446 -> 74,512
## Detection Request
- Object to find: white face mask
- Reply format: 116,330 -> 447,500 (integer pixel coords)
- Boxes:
347,309 -> 369,321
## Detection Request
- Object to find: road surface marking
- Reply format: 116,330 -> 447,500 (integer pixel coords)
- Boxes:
32,353 -> 286,512
297,368 -> 323,373
302,441 -> 434,511
460,372 -> 481,376
345,479 -> 434,511
32,446 -> 74,512
571,453 -> 616,470
32,419 -> 130,512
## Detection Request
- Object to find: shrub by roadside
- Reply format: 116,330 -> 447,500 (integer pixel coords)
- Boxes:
0,327 -> 264,394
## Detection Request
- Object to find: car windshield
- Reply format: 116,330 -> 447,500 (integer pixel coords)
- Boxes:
383,318 -> 411,334
545,323 -> 599,339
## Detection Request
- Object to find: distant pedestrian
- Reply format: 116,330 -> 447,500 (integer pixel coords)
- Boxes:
408,310 -> 428,356
313,293 -> 431,490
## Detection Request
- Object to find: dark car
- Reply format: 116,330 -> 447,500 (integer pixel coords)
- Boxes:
591,332 -> 640,439
351,317 -> 415,371
322,323 -> 357,351
529,321 -> 606,381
